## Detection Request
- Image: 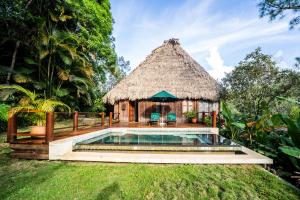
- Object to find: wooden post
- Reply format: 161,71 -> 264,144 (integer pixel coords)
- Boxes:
212,134 -> 217,145
101,112 -> 105,127
212,111 -> 217,128
109,112 -> 112,127
73,111 -> 78,131
202,112 -> 205,125
45,112 -> 54,143
7,110 -> 17,143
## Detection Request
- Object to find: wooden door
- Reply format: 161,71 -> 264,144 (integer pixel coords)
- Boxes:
129,101 -> 135,122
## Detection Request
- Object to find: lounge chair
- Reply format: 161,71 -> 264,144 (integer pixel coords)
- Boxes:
148,112 -> 160,125
166,113 -> 176,124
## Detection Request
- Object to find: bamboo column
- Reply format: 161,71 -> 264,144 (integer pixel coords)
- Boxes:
45,112 -> 54,143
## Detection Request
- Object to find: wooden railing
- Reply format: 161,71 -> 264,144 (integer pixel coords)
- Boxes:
7,110 -> 216,144
7,110 -> 55,144
7,110 -> 118,144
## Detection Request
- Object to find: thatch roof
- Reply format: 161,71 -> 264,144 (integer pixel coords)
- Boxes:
103,38 -> 220,104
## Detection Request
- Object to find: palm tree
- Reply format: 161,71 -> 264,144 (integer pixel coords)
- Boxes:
0,84 -> 70,126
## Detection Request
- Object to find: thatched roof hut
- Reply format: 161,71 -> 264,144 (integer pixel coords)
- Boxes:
103,38 -> 220,123
103,38 -> 219,105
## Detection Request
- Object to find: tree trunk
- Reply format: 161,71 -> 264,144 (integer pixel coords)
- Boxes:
6,41 -> 20,84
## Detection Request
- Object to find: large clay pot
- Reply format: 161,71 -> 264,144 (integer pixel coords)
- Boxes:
191,118 -> 197,124
30,126 -> 46,136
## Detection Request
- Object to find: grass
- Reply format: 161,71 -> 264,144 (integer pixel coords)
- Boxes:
0,133 -> 299,200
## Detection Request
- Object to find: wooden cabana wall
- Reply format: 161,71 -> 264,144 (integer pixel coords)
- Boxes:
114,100 -> 219,123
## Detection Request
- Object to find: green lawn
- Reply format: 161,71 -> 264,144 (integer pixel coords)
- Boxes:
0,134 -> 299,200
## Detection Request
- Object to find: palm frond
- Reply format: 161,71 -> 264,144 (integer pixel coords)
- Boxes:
39,49 -> 49,60
80,66 -> 94,77
37,99 -> 71,112
19,97 -> 31,106
69,75 -> 92,89
58,44 -> 77,59
49,11 -> 59,22
53,88 -> 70,97
33,82 -> 46,90
12,74 -> 32,83
58,69 -> 70,81
0,85 -> 36,101
9,105 -> 36,117
59,52 -> 72,65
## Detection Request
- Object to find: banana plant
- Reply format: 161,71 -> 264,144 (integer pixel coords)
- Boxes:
266,97 -> 300,170
272,97 -> 300,160
221,102 -> 245,140
277,114 -> 300,159
244,110 -> 274,145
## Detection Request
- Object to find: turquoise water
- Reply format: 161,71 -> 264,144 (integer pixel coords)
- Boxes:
78,132 -> 238,147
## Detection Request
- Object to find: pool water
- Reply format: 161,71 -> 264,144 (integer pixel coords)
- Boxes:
78,132 -> 236,146
74,131 -> 241,152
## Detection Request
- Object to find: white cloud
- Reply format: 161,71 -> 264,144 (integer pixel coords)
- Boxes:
273,50 -> 283,58
205,47 -> 233,80
272,50 -> 290,69
110,0 -> 297,78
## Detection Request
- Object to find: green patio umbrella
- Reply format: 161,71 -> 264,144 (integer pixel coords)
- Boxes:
150,90 -> 178,102
149,90 -> 178,124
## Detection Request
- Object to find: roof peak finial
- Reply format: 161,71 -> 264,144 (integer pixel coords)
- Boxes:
163,38 -> 180,45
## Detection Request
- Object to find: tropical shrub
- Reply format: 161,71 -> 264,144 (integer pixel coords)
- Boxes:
0,103 -> 9,133
272,113 -> 300,169
183,111 -> 197,119
220,102 -> 245,140
204,115 -> 212,126
92,99 -> 106,113
0,85 -> 70,126
220,98 -> 300,186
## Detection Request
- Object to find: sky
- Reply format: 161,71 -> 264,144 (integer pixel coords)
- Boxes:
110,0 -> 300,80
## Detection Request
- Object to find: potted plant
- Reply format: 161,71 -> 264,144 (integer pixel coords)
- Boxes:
184,111 -> 198,123
0,85 -> 70,135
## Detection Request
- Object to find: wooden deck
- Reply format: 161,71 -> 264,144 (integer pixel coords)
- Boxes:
13,122 -> 206,144
9,122 -> 207,160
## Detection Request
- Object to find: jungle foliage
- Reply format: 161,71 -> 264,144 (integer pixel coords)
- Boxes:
0,0 -> 118,111
222,48 -> 300,116
221,45 -> 300,186
221,97 -> 300,186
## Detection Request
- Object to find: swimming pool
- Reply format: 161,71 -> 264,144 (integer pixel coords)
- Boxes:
49,128 -> 273,164
74,130 -> 241,152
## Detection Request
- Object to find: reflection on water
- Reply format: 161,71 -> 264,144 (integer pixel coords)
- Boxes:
78,132 -> 238,147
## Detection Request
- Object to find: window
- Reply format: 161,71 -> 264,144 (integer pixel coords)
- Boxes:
212,102 -> 219,113
182,100 -> 188,113
183,100 -> 193,113
198,101 -> 209,112
188,101 -> 193,111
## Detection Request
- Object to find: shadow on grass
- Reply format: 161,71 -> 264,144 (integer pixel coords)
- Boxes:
0,151 -> 63,199
97,182 -> 121,200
